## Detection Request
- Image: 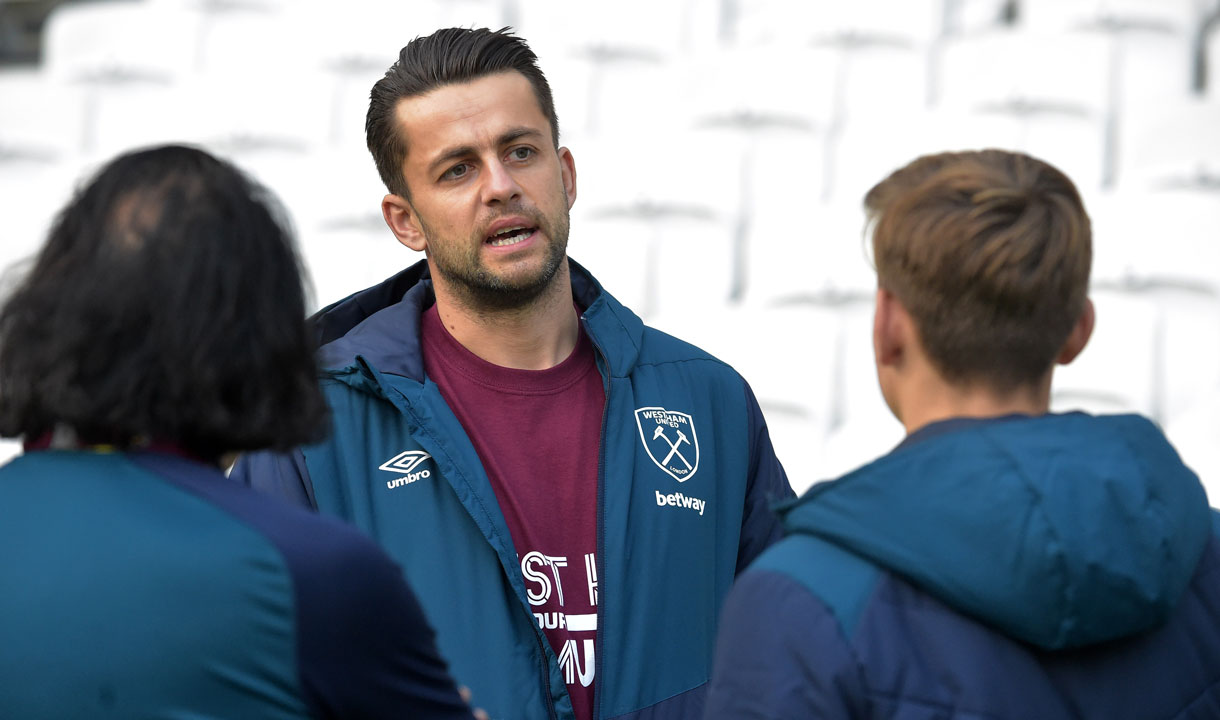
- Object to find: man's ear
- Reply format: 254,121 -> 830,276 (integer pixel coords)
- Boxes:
1056,297 -> 1095,365
382,193 -> 427,252
558,146 -> 577,210
873,287 -> 910,424
874,288 -> 908,369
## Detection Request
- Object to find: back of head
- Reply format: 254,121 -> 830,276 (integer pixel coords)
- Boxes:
365,26 -> 558,199
0,144 -> 329,459
865,149 -> 1092,391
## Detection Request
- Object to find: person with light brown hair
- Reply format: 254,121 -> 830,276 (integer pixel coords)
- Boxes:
705,149 -> 1220,719
866,148 -> 1094,424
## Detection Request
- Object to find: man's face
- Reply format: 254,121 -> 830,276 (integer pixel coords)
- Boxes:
393,71 -> 576,309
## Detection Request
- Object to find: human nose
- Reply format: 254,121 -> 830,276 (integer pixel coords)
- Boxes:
480,158 -> 522,205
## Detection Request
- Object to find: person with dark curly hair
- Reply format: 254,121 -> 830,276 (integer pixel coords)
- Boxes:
0,144 -> 477,719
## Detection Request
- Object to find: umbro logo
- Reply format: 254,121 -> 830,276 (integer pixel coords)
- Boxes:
380,450 -> 433,489
379,450 -> 431,474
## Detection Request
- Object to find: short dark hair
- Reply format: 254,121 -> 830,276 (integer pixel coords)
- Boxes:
0,144 -> 329,460
865,149 -> 1092,391
365,26 -> 559,199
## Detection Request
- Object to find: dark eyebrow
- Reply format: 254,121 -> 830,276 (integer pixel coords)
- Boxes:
426,126 -> 546,176
498,126 -> 543,146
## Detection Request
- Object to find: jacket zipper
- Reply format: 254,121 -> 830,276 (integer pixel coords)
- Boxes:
586,318 -> 611,720
535,626 -> 560,720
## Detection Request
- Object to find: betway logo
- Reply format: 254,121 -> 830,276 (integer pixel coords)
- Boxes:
380,450 -> 433,490
655,490 -> 706,516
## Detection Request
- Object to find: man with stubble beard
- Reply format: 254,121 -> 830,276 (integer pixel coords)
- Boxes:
232,27 -> 794,720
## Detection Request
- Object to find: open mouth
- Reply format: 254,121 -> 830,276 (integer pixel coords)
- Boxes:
486,225 -> 536,247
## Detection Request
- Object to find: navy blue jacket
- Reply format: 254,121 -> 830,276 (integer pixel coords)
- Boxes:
706,412 -> 1220,719
0,449 -> 474,719
232,259 -> 795,719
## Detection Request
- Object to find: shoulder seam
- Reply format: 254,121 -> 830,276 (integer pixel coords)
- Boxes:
634,356 -> 735,373
751,534 -> 882,641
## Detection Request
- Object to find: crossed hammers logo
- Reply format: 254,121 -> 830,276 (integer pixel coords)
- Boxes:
652,425 -> 693,470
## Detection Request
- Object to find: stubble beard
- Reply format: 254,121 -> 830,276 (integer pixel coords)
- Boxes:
423,200 -> 571,313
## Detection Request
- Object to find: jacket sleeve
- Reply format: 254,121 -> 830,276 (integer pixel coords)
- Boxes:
737,381 -> 796,573
229,448 -> 317,510
295,520 -> 477,720
705,569 -> 860,720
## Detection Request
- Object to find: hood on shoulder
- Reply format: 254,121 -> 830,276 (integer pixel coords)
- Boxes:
781,412 -> 1211,650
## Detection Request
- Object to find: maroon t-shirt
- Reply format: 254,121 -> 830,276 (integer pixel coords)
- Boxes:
422,305 -> 605,720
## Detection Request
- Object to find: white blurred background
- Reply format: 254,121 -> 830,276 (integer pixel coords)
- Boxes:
1,0 -> 1219,501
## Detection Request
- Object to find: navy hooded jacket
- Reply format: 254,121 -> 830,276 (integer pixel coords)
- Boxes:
232,259 -> 795,719
706,412 -> 1220,719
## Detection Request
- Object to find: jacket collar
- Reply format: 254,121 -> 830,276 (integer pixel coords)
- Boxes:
311,257 -> 644,384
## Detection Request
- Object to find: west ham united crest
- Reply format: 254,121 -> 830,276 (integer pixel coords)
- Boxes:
635,406 -> 700,482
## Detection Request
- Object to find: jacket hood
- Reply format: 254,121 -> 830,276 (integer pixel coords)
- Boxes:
781,412 -> 1211,650
308,258 -> 645,386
